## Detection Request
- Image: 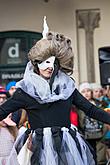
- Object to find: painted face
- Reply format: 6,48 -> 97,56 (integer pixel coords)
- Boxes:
38,56 -> 55,70
38,56 -> 55,79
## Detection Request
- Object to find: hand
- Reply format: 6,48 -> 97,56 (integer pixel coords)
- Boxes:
0,120 -> 7,127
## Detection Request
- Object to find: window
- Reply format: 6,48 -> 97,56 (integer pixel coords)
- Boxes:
0,31 -> 42,85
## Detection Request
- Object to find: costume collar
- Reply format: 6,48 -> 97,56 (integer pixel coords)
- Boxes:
16,61 -> 76,103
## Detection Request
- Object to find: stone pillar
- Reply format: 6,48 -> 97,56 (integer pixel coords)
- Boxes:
77,9 -> 100,82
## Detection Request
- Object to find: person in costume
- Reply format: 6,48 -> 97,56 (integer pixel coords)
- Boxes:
0,17 -> 110,165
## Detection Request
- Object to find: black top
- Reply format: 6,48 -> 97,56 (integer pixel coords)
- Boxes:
0,88 -> 110,130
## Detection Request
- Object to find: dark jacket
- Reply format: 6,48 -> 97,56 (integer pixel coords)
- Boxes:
0,88 -> 110,130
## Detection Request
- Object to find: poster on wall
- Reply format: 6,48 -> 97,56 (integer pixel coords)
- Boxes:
0,37 -> 27,66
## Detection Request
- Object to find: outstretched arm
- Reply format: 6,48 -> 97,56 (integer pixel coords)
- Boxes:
0,88 -> 26,121
72,88 -> 110,125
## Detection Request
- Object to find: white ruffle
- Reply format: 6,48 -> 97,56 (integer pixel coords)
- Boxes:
16,61 -> 76,103
10,126 -> 95,165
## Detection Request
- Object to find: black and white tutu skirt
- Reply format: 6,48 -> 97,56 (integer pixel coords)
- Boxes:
8,125 -> 96,165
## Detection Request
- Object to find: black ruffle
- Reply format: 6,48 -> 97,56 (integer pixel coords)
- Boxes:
51,127 -> 68,165
69,128 -> 83,160
15,127 -> 96,165
31,128 -> 43,165
15,129 -> 31,154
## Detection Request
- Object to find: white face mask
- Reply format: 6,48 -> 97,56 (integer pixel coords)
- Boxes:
38,56 -> 55,70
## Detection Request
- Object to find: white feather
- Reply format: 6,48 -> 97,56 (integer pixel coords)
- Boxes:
42,16 -> 49,39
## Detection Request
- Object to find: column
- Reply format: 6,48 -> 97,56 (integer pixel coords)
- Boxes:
77,9 -> 100,82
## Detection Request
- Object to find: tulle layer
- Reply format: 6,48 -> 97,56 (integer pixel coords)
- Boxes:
9,125 -> 96,165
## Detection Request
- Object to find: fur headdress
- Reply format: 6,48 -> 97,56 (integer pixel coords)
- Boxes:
28,17 -> 74,75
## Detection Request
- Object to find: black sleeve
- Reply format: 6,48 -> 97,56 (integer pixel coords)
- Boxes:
72,88 -> 110,125
0,88 -> 26,121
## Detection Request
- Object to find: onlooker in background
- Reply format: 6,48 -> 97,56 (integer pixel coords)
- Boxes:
91,83 -> 107,165
6,81 -> 23,128
0,85 -> 7,105
6,81 -> 29,136
102,85 -> 110,108
17,109 -> 30,138
100,85 -> 110,164
70,105 -> 78,127
6,81 -> 16,98
103,108 -> 110,165
0,85 -> 18,164
78,82 -> 107,165
91,83 -> 107,108
91,83 -> 103,100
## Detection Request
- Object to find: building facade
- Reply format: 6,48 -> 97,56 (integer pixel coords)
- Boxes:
0,0 -> 110,86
